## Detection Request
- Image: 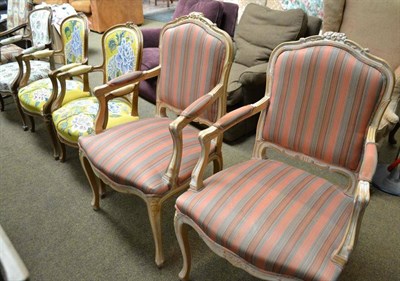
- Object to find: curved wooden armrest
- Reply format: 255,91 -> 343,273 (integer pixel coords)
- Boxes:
59,64 -> 94,77
332,180 -> 370,266
94,66 -> 160,98
21,44 -> 46,55
0,34 -> 23,46
180,86 -> 222,119
49,62 -> 84,77
188,96 -> 270,191
23,49 -> 55,60
358,142 -> 378,182
0,23 -> 27,38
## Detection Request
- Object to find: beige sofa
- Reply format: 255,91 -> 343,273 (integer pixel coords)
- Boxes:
323,0 -> 400,139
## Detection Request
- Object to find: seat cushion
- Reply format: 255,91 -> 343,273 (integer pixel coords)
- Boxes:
0,61 -> 50,92
79,117 -> 214,196
176,159 -> 353,281
0,44 -> 23,63
18,78 -> 86,113
52,96 -> 137,143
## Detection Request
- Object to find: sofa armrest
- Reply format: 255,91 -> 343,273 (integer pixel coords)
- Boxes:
142,28 -> 162,48
238,63 -> 268,86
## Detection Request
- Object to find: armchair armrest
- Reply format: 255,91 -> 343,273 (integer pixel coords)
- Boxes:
0,23 -> 27,38
142,28 -> 162,48
19,49 -> 56,88
0,35 -> 23,46
358,142 -> 378,182
188,96 -> 270,191
21,44 -> 46,55
332,126 -> 375,265
93,67 -> 161,133
238,63 -> 268,86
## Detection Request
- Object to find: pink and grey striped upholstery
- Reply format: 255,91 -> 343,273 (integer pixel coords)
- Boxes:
263,46 -> 386,171
78,14 -> 233,267
174,35 -> 394,281
158,22 -> 226,123
79,118 -> 214,195
176,159 -> 352,281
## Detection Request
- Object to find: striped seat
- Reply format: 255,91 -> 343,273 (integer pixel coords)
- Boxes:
174,34 -> 394,281
176,159 -> 352,281
79,117 -> 215,195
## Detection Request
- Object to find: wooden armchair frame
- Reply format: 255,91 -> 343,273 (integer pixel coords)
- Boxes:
16,13 -> 89,159
0,6 -> 52,119
53,22 -> 143,161
174,33 -> 395,281
78,13 -> 233,267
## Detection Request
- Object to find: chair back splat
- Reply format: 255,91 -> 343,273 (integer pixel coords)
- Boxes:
174,33 -> 394,281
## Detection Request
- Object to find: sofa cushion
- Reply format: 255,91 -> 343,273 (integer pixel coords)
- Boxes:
173,0 -> 223,27
234,4 -> 308,67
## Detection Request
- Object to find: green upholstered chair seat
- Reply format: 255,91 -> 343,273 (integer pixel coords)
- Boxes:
18,78 -> 86,113
52,96 -> 138,143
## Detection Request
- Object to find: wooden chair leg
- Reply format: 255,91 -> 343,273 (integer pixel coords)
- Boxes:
99,179 -> 107,198
44,116 -> 60,160
79,152 -> 100,210
12,94 -> 28,131
28,115 -> 35,132
146,197 -> 164,268
0,94 -> 4,112
174,213 -> 191,281
59,141 -> 66,163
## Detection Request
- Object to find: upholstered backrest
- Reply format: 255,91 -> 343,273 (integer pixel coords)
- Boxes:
60,14 -> 88,64
103,24 -> 143,82
262,39 -> 389,171
173,0 -> 238,38
28,8 -> 52,47
158,16 -> 230,123
6,0 -> 32,34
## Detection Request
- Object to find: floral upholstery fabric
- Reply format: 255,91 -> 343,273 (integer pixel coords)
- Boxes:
0,44 -> 23,63
6,0 -> 32,35
18,78 -> 85,113
280,0 -> 324,18
104,28 -> 141,81
52,97 -> 138,143
29,9 -> 52,46
0,60 -> 50,92
62,18 -> 85,64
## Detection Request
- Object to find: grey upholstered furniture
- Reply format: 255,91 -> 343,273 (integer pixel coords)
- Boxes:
224,3 -> 322,142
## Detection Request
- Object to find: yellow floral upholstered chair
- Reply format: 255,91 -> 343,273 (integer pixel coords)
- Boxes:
52,22 -> 143,161
174,33 -> 395,281
0,6 -> 52,121
78,13 -> 233,267
17,13 -> 89,160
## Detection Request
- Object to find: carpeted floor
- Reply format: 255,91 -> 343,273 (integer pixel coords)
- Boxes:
0,17 -> 400,281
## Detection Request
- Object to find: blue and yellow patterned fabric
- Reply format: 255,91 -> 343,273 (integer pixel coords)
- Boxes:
52,25 -> 142,144
104,27 -> 141,81
52,97 -> 138,143
62,18 -> 86,64
18,78 -> 88,114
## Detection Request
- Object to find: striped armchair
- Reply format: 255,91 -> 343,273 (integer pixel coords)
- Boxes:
174,33 -> 395,281
78,13 -> 233,267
